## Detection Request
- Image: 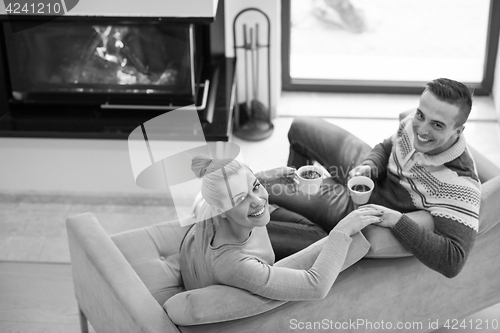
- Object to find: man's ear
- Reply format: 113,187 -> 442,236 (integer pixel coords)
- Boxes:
456,125 -> 465,136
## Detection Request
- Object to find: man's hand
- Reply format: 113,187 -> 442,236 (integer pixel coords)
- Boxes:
334,206 -> 384,236
362,204 -> 402,228
257,166 -> 298,192
348,164 -> 371,181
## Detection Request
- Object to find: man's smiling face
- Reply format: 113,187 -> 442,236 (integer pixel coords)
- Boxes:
412,91 -> 465,156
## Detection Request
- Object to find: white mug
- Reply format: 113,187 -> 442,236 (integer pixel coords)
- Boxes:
347,176 -> 374,205
297,165 -> 324,195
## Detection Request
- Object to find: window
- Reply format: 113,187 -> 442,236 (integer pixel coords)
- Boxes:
282,0 -> 500,94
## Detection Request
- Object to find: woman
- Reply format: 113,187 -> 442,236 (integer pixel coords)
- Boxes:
191,162 -> 328,261
180,156 -> 383,301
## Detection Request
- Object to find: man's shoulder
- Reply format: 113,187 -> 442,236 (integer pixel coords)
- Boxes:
444,148 -> 480,183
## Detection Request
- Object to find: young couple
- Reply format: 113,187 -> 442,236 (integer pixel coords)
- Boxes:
179,78 -> 481,302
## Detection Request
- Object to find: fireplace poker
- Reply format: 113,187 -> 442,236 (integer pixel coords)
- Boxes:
242,24 -> 251,119
251,23 -> 268,122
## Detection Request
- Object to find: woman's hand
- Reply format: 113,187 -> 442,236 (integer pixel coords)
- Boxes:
257,166 -> 298,192
333,206 -> 384,236
361,204 -> 402,228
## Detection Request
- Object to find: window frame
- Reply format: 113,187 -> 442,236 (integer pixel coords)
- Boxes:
281,0 -> 500,95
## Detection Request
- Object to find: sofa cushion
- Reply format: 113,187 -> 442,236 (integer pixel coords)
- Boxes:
362,210 -> 435,258
362,225 -> 412,258
164,285 -> 286,326
111,219 -> 192,305
164,231 -> 370,326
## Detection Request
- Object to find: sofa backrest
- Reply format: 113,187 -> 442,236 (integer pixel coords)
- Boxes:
467,145 -> 500,183
66,213 -> 178,333
111,218 -> 191,305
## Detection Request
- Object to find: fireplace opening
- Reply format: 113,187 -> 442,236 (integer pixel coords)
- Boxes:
5,21 -> 202,103
0,11 -> 233,140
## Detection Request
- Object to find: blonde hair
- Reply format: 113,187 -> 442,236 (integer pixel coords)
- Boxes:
191,155 -> 244,209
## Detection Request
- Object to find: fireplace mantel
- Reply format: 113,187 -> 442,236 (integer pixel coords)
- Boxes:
1,0 -> 219,20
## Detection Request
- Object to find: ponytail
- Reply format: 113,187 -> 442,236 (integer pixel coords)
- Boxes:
191,155 -> 243,208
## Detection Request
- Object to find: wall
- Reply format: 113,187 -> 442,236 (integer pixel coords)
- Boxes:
0,138 -> 150,195
224,0 -> 280,118
493,32 -> 500,121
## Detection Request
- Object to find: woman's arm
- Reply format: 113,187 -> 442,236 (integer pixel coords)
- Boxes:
214,230 -> 351,301
214,208 -> 383,301
275,231 -> 368,272
274,237 -> 326,270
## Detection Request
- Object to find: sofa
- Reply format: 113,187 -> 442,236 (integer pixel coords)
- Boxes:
67,125 -> 500,333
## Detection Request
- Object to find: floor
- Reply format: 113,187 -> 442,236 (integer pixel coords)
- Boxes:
1,93 -> 499,332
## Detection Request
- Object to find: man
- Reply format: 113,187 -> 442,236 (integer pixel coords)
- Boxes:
270,78 -> 481,278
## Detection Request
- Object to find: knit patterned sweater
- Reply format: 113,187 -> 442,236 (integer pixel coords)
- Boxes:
363,113 -> 481,278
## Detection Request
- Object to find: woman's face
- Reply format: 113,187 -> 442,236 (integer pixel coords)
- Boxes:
219,167 -> 270,229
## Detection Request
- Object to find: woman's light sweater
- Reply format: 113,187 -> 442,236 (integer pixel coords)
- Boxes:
180,217 -> 352,301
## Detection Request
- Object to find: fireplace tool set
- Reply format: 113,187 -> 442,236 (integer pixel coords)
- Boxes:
233,8 -> 274,141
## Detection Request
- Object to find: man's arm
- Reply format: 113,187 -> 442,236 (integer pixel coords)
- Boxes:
361,136 -> 393,179
254,166 -> 297,191
391,215 -> 476,278
387,154 -> 481,278
365,205 -> 476,278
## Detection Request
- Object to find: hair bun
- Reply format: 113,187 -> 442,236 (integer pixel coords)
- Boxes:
191,155 -> 213,178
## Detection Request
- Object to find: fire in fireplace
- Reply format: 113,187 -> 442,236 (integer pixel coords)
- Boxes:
4,21 -> 203,105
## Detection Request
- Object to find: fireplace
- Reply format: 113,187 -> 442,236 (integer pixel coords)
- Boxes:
0,3 -> 235,140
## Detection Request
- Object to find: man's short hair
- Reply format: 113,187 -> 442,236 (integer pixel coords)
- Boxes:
424,78 -> 473,127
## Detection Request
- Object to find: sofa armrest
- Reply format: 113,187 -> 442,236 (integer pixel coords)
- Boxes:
66,213 -> 179,333
467,145 -> 500,183
478,175 -> 500,236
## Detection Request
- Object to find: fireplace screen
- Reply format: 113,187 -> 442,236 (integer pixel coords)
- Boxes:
3,21 -> 201,105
